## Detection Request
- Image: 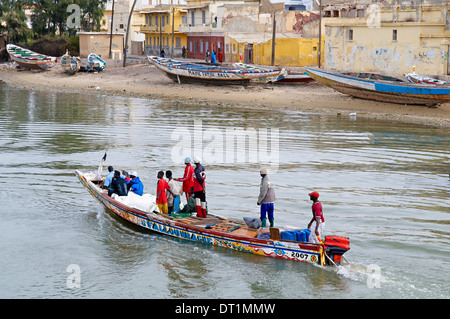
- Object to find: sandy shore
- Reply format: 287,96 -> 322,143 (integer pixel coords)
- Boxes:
1,60 -> 449,127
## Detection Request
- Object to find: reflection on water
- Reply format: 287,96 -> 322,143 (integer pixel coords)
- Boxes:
0,84 -> 449,298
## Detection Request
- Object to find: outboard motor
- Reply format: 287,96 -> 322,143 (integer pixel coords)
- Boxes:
324,236 -> 350,266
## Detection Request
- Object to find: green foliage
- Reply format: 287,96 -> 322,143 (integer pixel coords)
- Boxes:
29,35 -> 69,56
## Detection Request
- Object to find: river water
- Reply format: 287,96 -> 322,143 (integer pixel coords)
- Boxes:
0,82 -> 448,299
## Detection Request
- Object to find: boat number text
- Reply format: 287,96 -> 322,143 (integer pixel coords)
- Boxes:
291,252 -> 309,260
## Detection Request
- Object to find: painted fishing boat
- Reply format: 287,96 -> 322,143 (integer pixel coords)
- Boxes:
88,53 -> 106,71
232,63 -> 314,83
404,72 -> 447,85
305,67 -> 450,106
75,169 -> 350,267
60,52 -> 80,75
6,44 -> 57,70
148,56 -> 285,85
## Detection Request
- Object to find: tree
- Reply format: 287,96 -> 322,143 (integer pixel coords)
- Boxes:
30,0 -> 108,37
0,1 -> 32,44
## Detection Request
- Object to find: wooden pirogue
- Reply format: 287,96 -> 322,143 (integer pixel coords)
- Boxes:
148,56 -> 285,85
76,170 -> 350,267
305,67 -> 450,106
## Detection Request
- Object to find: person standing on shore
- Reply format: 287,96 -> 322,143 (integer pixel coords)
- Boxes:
211,50 -> 216,64
177,157 -> 194,202
307,191 -> 325,243
205,49 -> 210,63
193,157 -> 207,218
257,167 -> 276,227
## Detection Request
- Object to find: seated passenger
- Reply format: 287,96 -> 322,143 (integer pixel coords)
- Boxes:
127,171 -> 144,196
103,166 -> 114,189
108,170 -> 128,197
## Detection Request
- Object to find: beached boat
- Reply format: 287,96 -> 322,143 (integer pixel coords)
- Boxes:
6,44 -> 57,70
305,67 -> 450,106
88,53 -> 106,71
148,56 -> 285,85
232,63 -> 314,83
404,72 -> 447,85
75,169 -> 350,267
60,52 -> 80,75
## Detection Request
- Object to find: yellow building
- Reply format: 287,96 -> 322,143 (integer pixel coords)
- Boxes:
140,5 -> 187,57
324,3 -> 450,75
227,33 -> 323,67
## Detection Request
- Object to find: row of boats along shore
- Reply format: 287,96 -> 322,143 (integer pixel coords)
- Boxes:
6,44 -> 105,75
5,43 -> 450,107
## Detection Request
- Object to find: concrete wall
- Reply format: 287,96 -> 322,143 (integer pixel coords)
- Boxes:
78,32 -> 124,59
323,4 -> 450,75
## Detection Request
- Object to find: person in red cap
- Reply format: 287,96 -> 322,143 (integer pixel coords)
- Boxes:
307,191 -> 325,243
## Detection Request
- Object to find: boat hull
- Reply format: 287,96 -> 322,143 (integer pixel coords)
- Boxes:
277,71 -> 315,83
76,170 -> 326,265
7,44 -> 56,70
149,56 -> 284,85
305,67 -> 450,106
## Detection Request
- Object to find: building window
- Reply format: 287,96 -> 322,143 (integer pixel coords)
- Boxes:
182,16 -> 187,25
392,29 -> 397,41
348,29 -> 353,41
119,24 -> 124,29
149,16 -> 152,26
155,16 -> 158,26
176,37 -> 181,47
202,10 -> 206,24
191,11 -> 195,26
167,16 -> 169,25
190,41 -> 192,52
162,15 -> 165,27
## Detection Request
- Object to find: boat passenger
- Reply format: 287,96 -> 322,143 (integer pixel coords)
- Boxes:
257,167 -> 276,227
166,170 -> 181,215
176,157 -> 194,202
156,170 -> 170,215
127,171 -> 144,196
307,191 -> 325,244
180,188 -> 208,215
108,170 -> 128,197
122,170 -> 131,182
103,166 -> 114,189
193,157 -> 207,218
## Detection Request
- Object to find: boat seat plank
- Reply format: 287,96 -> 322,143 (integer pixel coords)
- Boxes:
229,227 -> 258,238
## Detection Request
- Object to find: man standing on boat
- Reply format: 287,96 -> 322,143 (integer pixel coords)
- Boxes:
257,167 -> 276,227
307,191 -> 325,243
156,171 -> 170,215
177,157 -> 195,202
193,156 -> 207,218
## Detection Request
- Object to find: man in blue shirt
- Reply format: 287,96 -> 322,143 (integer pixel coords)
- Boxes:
103,166 -> 114,189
